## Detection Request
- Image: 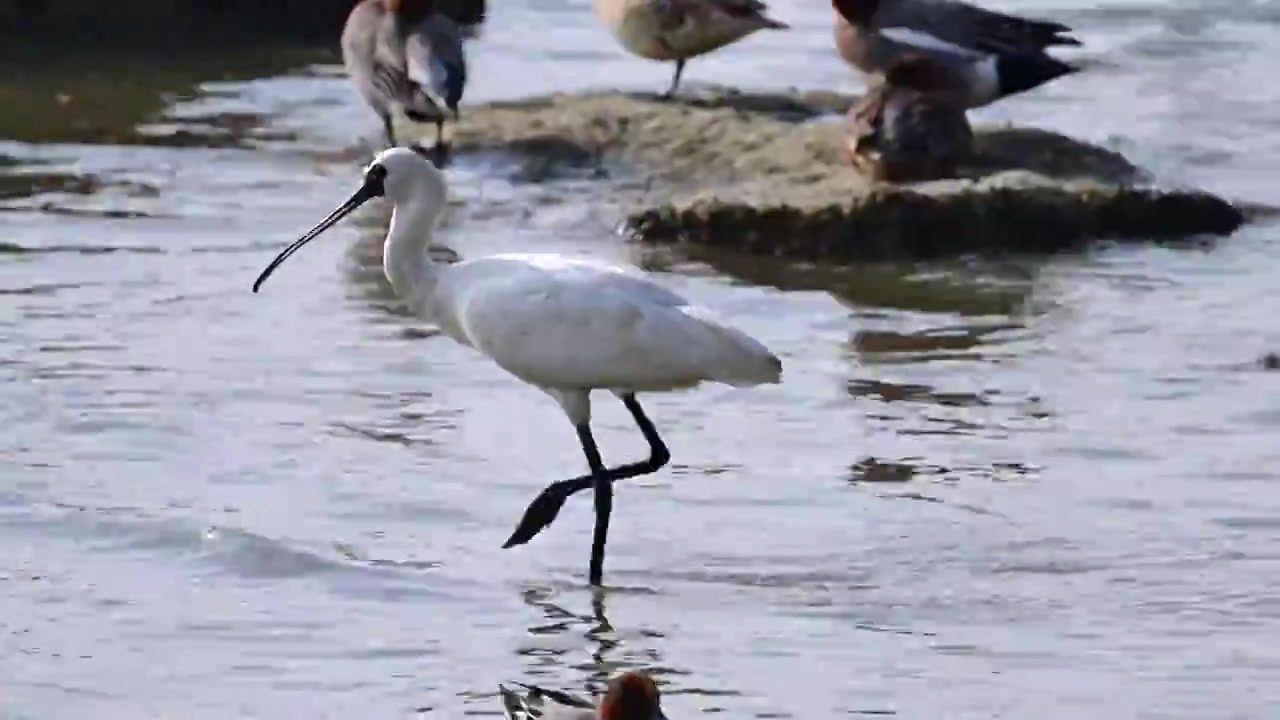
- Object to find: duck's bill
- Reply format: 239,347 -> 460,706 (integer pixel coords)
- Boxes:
251,179 -> 380,293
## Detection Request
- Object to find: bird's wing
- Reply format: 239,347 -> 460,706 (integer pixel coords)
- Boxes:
342,7 -> 437,117
367,55 -> 420,108
649,0 -> 781,32
452,258 -> 779,390
499,684 -> 596,720
404,14 -> 468,110
875,0 -> 1079,56
487,254 -> 691,309
343,1 -> 411,110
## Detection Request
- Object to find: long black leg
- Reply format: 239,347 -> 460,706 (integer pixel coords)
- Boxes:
662,60 -> 686,100
576,424 -> 611,585
502,394 -> 671,557
431,119 -> 453,166
381,112 -> 397,147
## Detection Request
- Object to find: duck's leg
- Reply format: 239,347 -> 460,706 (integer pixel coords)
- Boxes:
502,394 -> 671,573
380,112 -> 397,148
661,60 -> 686,99
434,118 -> 445,148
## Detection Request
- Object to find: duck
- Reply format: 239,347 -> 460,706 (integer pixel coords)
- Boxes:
592,0 -> 789,98
501,671 -> 668,720
832,0 -> 1079,108
340,0 -> 486,149
842,54 -> 974,182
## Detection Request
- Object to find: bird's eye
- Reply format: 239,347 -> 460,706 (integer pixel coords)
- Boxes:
365,164 -> 388,196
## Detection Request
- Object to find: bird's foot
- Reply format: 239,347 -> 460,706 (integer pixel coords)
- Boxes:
501,480 -> 578,549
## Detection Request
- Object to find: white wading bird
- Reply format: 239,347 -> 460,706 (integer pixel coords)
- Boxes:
251,146 -> 782,586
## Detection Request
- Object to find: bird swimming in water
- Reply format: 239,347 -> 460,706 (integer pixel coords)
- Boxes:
843,54 -> 974,182
251,147 -> 782,587
501,671 -> 669,720
341,0 -> 486,149
592,0 -> 789,98
832,0 -> 1080,109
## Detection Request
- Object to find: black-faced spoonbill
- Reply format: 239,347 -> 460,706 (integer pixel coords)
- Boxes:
251,146 -> 782,586
341,0 -> 485,149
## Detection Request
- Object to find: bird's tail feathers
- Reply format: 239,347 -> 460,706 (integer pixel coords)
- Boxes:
995,52 -> 1079,98
680,304 -> 783,386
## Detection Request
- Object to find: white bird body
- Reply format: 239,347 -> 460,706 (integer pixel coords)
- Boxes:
252,146 -> 781,585
415,253 -> 779,421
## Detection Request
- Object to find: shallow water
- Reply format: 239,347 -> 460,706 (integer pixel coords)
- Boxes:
3,1 -> 1280,717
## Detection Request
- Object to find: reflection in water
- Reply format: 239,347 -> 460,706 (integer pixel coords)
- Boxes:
846,378 -> 989,408
0,47 -> 328,145
516,587 -> 666,697
7,6 -> 1280,717
512,587 -> 752,713
0,168 -> 160,220
848,457 -> 944,483
651,244 -> 1037,318
851,322 -> 1023,365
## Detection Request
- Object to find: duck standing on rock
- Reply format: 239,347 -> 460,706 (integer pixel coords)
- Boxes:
843,54 -> 974,182
832,0 -> 1080,108
593,0 -> 789,98
341,0 -> 486,149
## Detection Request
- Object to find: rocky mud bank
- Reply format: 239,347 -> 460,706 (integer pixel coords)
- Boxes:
450,87 -> 1249,262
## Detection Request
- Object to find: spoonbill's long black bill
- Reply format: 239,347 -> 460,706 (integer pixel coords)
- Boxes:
251,175 -> 384,293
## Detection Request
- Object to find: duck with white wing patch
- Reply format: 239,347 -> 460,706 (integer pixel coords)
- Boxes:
832,0 -> 1081,108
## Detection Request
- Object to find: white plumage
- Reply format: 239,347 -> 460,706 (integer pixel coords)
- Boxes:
431,253 -> 779,418
252,146 -> 781,585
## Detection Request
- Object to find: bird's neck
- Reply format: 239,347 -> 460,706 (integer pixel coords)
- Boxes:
383,202 -> 443,314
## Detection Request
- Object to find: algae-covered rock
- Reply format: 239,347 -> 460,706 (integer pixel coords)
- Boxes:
452,86 -> 1248,260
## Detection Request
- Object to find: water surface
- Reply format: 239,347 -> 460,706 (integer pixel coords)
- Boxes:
3,1 -> 1280,717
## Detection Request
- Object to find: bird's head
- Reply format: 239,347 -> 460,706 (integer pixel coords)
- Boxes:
832,0 -> 879,25
600,672 -> 668,720
251,145 -> 445,293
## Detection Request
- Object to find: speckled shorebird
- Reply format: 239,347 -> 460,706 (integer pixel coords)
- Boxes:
593,0 -> 789,98
501,672 -> 668,720
832,0 -> 1080,108
843,54 -> 974,182
341,0 -> 486,148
